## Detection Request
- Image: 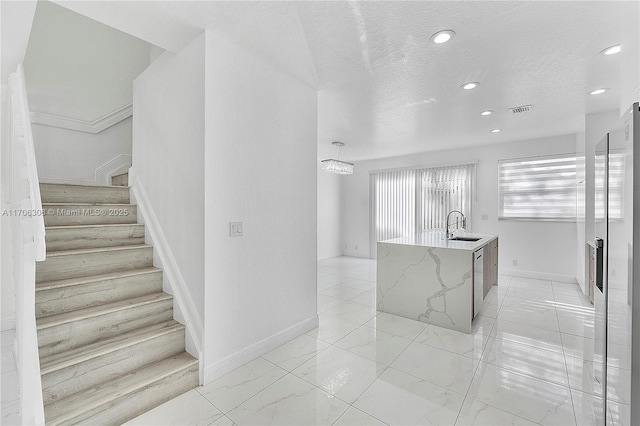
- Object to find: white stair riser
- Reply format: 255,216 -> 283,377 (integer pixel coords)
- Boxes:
46,225 -> 145,252
40,184 -> 130,204
36,247 -> 153,283
43,204 -> 137,226
42,328 -> 185,405
36,271 -> 162,318
38,299 -> 173,358
47,363 -> 199,426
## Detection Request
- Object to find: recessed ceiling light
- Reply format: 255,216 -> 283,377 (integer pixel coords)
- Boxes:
431,30 -> 456,44
480,110 -> 493,116
601,44 -> 621,55
461,82 -> 479,90
491,129 -> 501,133
590,88 -> 608,95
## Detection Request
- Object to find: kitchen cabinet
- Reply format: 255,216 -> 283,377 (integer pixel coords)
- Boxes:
483,238 -> 498,297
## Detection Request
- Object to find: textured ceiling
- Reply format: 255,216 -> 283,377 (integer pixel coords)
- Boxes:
303,1 -> 638,160
52,1 -> 639,160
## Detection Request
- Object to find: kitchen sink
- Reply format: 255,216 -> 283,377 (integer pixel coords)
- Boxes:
449,236 -> 482,242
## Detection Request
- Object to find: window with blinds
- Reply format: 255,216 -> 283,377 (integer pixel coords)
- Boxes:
370,164 -> 475,257
371,169 -> 418,245
419,166 -> 474,231
498,154 -> 578,220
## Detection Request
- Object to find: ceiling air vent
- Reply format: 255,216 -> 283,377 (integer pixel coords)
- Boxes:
509,105 -> 532,114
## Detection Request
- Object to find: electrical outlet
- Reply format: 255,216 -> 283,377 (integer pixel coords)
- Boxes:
512,259 -> 518,266
229,222 -> 243,237
355,245 -> 358,250
481,214 -> 489,220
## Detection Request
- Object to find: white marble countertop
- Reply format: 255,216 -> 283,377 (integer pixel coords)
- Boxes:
379,231 -> 497,251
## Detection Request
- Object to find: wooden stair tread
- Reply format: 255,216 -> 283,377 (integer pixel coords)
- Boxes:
42,202 -> 134,206
44,353 -> 198,424
40,320 -> 184,375
45,223 -> 144,230
41,183 -> 130,190
36,267 -> 160,291
37,292 -> 172,330
43,244 -> 151,258
36,183 -> 196,422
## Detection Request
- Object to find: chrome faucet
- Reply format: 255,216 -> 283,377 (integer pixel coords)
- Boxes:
446,210 -> 466,239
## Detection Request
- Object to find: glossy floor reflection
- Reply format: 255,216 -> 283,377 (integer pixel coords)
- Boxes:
128,256 -> 607,425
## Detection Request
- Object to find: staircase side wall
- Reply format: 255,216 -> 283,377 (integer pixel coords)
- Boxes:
131,33 -> 205,355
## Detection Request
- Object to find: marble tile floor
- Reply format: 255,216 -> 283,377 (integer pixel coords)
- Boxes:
114,257 -> 612,424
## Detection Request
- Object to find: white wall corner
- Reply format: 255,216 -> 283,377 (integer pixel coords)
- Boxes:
95,154 -> 132,186
29,103 -> 132,135
203,315 -> 319,385
130,177 -> 205,384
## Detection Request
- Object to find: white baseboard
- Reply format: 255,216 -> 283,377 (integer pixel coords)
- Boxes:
341,251 -> 370,259
130,175 -> 204,383
203,315 -> 319,385
1,318 -> 15,331
317,252 -> 343,261
502,268 -> 577,283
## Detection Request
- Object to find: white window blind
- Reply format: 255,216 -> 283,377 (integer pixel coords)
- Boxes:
419,166 -> 474,231
370,164 -> 475,257
499,153 -> 578,220
371,169 -> 417,245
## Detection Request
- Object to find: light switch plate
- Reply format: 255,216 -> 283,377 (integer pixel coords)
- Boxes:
230,222 -> 243,237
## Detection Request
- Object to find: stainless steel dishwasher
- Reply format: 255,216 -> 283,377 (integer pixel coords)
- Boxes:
473,249 -> 483,318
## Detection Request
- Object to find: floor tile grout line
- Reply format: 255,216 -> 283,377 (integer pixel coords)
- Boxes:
217,371 -> 301,423
191,389 -> 228,420
466,362 -> 577,425
196,358 -> 290,417
476,356 -> 571,389
331,404 -> 390,426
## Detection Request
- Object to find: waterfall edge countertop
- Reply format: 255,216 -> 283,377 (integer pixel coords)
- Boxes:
377,231 -> 499,333
380,231 -> 497,251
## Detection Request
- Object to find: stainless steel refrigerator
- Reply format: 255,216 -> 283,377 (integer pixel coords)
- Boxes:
594,102 -> 639,425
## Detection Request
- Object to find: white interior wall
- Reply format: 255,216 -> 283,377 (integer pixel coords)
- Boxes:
24,1 -> 151,184
203,30 -> 318,382
132,33 -> 205,345
1,83 -> 15,330
23,1 -> 151,122
1,0 -> 38,331
341,134 -> 579,281
33,118 -> 132,185
317,164 -> 342,260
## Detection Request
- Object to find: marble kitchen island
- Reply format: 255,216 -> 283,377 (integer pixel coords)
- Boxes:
377,231 -> 498,333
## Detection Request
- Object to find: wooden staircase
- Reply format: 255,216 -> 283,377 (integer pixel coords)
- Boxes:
36,183 -> 198,425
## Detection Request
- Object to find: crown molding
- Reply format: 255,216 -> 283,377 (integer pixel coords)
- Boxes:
29,103 -> 132,134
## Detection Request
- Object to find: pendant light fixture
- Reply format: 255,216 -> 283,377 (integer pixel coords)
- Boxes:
321,141 -> 354,175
